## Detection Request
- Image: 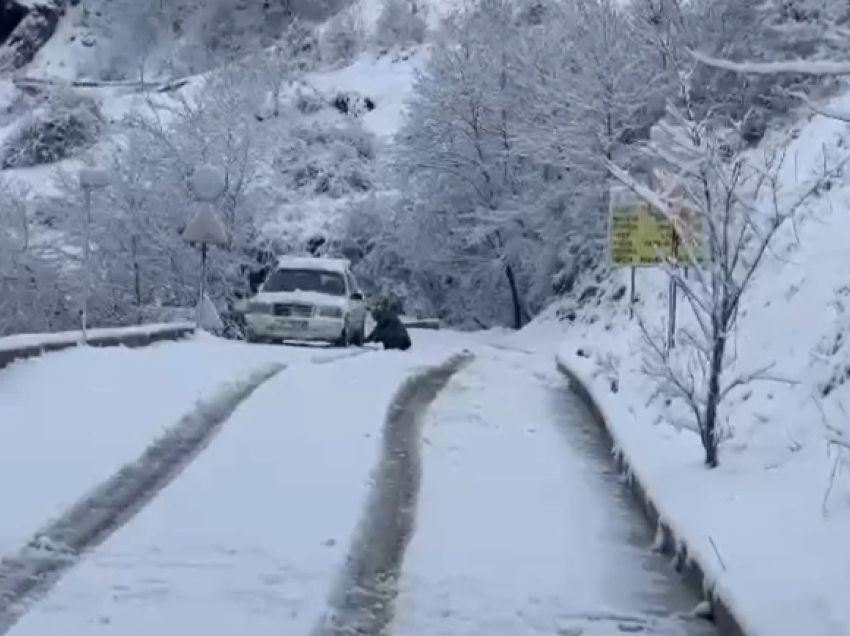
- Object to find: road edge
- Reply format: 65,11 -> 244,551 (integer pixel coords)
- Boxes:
312,350 -> 475,636
0,323 -> 196,371
0,361 -> 284,633
555,357 -> 748,636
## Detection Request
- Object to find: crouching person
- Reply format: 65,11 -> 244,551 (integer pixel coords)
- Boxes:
365,297 -> 411,351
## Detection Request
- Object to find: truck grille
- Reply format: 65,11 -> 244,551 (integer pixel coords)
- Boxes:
272,303 -> 313,318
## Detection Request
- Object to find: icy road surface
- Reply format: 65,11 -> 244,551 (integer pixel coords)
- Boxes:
2,332 -> 714,636
393,346 -> 715,636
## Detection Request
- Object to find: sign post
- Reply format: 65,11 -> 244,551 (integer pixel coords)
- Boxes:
667,228 -> 679,351
608,189 -> 703,336
182,165 -> 228,330
78,167 -> 110,345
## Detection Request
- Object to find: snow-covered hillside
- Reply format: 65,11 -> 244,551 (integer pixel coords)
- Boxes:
509,87 -> 850,635
5,0 -> 446,209
0,0 -> 458,335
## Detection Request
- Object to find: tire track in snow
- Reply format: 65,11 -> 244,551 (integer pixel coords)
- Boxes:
0,362 -> 285,635
312,350 -> 475,636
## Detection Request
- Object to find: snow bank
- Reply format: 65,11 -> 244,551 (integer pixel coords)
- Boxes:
308,50 -> 426,138
0,322 -> 194,354
540,88 -> 850,636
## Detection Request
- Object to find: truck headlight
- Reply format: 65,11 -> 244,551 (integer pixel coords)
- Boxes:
317,306 -> 343,318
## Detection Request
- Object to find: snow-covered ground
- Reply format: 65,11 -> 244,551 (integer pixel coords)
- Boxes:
0,334 -> 347,556
5,334 -> 468,635
308,49 -> 426,138
0,329 -> 720,636
394,348 -> 712,636
506,87 -> 850,636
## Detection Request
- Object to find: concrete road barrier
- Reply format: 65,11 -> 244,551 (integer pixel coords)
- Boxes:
0,323 -> 196,372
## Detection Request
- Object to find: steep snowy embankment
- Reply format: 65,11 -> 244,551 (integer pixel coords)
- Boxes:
0,0 -> 452,249
513,91 -> 850,636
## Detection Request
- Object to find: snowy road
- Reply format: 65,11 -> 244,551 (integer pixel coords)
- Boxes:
393,347 -> 715,636
0,332 -> 715,636
3,337 -> 468,636
0,335 -> 351,557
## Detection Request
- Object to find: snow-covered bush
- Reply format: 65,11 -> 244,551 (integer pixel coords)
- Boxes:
294,85 -> 327,114
374,0 -> 428,49
1,89 -> 103,169
273,121 -> 376,199
321,4 -> 366,63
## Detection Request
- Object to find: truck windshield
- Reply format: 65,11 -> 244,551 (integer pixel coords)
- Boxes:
262,268 -> 346,296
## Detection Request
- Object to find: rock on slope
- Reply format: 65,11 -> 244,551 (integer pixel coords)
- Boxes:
0,0 -> 66,71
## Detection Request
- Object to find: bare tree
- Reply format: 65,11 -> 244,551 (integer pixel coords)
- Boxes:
812,395 -> 850,513
0,177 -> 71,335
608,106 -> 846,467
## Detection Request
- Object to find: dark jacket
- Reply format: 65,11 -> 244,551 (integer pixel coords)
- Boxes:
366,307 -> 411,350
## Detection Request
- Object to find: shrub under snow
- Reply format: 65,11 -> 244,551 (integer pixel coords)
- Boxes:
374,0 -> 428,50
1,89 -> 103,169
273,121 -> 377,199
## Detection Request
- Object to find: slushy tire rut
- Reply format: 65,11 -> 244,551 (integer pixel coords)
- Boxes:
0,362 -> 285,634
312,351 -> 474,636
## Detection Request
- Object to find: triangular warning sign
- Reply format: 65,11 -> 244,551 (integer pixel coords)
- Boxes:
182,207 -> 228,245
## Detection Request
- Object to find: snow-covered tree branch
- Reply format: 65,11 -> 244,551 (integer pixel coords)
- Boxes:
689,50 -> 850,77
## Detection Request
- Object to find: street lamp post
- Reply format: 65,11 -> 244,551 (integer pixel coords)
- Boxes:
182,165 -> 228,330
78,167 -> 110,345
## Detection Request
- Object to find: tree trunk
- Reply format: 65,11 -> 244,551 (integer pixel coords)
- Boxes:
131,235 -> 143,324
703,317 -> 726,468
504,263 -> 523,330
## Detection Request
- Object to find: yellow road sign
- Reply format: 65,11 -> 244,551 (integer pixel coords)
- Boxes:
609,203 -> 703,267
